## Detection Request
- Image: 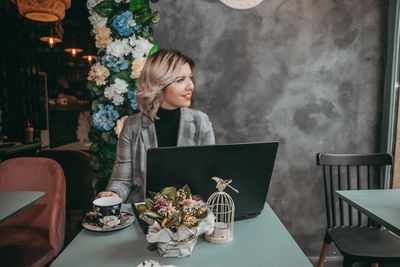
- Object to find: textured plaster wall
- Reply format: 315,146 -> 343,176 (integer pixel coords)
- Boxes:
152,0 -> 387,256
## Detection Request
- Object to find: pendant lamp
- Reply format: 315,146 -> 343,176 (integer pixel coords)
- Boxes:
64,34 -> 83,57
11,0 -> 71,22
40,22 -> 63,48
82,55 -> 96,64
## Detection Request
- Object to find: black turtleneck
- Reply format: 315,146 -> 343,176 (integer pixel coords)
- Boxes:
155,107 -> 181,147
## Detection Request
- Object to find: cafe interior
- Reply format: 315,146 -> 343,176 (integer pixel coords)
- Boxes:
0,0 -> 399,266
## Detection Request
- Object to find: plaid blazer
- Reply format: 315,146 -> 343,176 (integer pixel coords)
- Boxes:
106,108 -> 215,203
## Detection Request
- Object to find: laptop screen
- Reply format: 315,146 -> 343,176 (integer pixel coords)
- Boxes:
146,141 -> 279,220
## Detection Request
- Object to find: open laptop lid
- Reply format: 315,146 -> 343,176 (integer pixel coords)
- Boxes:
146,141 -> 279,220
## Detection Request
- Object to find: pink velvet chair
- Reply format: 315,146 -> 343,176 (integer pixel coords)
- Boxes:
0,157 -> 66,267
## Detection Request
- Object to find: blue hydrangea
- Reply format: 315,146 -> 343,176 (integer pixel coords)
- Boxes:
93,104 -> 120,131
127,90 -> 137,110
112,11 -> 139,37
102,54 -> 129,73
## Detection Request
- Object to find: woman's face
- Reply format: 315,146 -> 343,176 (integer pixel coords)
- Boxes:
161,63 -> 194,110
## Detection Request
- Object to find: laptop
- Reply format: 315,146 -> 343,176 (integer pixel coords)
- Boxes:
145,141 -> 279,221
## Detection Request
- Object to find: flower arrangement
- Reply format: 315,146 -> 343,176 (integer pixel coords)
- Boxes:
86,0 -> 161,179
137,185 -> 215,257
137,185 -> 209,230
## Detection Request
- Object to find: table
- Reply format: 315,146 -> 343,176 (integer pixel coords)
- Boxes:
52,142 -> 91,152
0,142 -> 42,162
0,190 -> 45,222
51,203 -> 311,267
336,189 -> 400,236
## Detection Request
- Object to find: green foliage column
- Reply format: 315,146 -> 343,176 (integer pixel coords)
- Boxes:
86,0 -> 160,186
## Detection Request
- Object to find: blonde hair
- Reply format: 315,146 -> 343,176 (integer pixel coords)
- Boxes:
136,48 -> 195,119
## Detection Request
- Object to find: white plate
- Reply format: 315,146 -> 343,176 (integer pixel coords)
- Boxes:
82,212 -> 135,232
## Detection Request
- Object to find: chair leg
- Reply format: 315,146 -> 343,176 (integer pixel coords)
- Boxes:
371,264 -> 378,267
317,242 -> 330,267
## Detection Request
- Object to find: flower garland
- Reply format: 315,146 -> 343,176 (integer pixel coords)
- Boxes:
86,0 -> 161,179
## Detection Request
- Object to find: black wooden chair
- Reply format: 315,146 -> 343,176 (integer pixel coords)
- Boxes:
316,153 -> 400,267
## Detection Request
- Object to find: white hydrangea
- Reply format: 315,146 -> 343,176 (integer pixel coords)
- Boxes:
106,39 -> 132,58
112,94 -> 125,106
104,78 -> 129,106
89,14 -> 108,27
87,0 -> 103,14
129,36 -> 154,60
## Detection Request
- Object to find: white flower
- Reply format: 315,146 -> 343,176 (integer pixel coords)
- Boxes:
113,78 -> 129,94
89,14 -> 108,27
114,0 -> 130,3
112,94 -> 125,106
114,115 -> 128,137
106,39 -> 132,58
104,78 -> 129,106
158,202 -> 177,217
129,36 -> 154,60
87,0 -> 104,14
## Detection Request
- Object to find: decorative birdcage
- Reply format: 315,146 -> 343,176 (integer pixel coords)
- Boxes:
205,177 -> 239,244
11,0 -> 71,22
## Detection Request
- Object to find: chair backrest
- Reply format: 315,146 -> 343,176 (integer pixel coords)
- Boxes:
37,150 -> 95,210
0,157 -> 66,252
316,153 -> 392,229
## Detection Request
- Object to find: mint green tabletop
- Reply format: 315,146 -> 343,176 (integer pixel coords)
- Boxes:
51,203 -> 311,267
0,190 -> 44,222
336,189 -> 400,236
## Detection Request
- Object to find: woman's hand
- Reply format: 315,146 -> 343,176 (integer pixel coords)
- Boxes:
95,191 -> 119,199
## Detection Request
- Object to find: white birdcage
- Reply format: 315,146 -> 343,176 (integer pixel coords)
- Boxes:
205,177 -> 238,244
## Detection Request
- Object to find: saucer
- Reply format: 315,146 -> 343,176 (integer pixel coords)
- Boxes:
82,212 -> 135,232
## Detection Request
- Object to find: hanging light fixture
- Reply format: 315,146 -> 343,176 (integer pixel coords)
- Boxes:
40,21 -> 63,48
40,35 -> 62,48
11,0 -> 71,22
82,55 -> 96,64
82,44 -> 96,64
64,34 -> 83,57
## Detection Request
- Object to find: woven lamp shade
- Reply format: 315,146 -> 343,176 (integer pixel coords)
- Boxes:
12,0 -> 71,22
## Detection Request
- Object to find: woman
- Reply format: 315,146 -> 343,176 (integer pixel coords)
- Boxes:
96,48 -> 215,203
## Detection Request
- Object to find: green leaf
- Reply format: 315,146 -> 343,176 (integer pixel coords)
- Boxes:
90,142 -> 101,154
129,0 -> 148,13
148,43 -> 159,57
110,71 -> 131,83
182,184 -> 191,196
162,186 -> 176,199
145,198 -> 154,209
93,0 -> 116,17
145,211 -> 163,219
198,210 -> 208,220
150,0 -> 160,3
89,127 -> 102,142
136,204 -> 148,213
102,143 -> 117,160
148,191 -> 157,199
91,99 -> 101,112
133,8 -> 153,25
151,11 -> 160,24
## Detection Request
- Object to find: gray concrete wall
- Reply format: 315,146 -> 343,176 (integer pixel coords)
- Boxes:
152,0 -> 387,256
